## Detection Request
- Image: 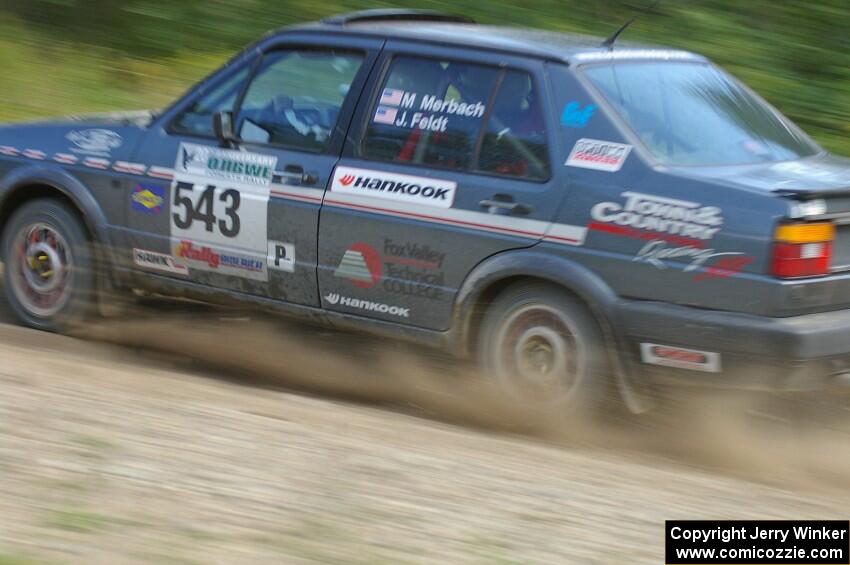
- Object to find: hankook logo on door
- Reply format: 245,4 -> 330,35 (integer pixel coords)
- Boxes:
331,166 -> 457,209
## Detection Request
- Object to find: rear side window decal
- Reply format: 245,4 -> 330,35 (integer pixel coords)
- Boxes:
362,57 -> 550,181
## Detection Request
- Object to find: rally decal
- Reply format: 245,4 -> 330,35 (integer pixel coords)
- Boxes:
633,240 -> 753,280
331,166 -> 456,209
133,248 -> 188,276
268,241 -> 295,273
372,87 -> 487,132
334,239 -> 446,301
66,129 -> 122,156
639,343 -> 720,373
560,102 -> 596,128
590,191 -> 723,243
324,292 -> 409,319
168,142 -> 276,280
566,139 -> 631,173
590,191 -> 751,279
173,240 -> 267,282
132,184 -> 165,215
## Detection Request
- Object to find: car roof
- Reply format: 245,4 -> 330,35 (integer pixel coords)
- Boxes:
285,18 -> 705,65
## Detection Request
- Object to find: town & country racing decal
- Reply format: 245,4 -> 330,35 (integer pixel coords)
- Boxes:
591,191 -> 722,242
591,191 -> 752,279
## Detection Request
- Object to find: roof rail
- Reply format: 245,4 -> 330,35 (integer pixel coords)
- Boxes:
321,9 -> 475,26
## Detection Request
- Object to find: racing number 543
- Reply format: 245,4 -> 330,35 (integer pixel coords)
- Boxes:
172,181 -> 241,238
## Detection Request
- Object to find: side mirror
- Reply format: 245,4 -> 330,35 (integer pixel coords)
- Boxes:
212,111 -> 236,146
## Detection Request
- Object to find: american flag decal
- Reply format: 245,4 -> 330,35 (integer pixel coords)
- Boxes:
373,106 -> 398,125
380,88 -> 405,106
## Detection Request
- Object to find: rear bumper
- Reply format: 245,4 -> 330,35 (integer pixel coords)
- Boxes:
618,300 -> 850,391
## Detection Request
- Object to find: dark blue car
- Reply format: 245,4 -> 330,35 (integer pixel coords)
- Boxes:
2,10 -> 848,412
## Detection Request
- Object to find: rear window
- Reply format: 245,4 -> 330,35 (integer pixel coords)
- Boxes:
582,62 -> 819,166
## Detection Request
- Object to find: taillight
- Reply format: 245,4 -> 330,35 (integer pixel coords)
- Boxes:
771,222 -> 835,278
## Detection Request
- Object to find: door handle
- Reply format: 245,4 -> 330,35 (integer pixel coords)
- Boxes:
479,194 -> 531,216
279,164 -> 318,186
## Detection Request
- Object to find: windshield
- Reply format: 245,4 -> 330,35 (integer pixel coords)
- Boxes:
582,62 -> 819,166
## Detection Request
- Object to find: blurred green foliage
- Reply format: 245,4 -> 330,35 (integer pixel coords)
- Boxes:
0,0 -> 849,153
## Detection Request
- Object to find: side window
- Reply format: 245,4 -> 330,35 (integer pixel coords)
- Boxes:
361,57 -> 499,171
478,70 -> 550,180
170,67 -> 250,137
235,49 -> 364,152
361,57 -> 550,180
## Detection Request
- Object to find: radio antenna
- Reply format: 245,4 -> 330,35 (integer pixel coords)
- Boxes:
601,0 -> 661,48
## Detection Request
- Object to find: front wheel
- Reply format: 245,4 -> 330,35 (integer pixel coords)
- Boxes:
478,283 -> 610,413
1,198 -> 96,331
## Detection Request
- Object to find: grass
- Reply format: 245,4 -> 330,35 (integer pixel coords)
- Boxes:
0,554 -> 47,565
44,509 -> 111,533
0,20 -> 224,124
68,434 -> 115,452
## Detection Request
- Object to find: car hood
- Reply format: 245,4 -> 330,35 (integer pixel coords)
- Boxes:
670,153 -> 850,199
0,111 -> 156,162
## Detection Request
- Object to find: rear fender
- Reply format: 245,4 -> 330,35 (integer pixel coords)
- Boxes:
453,249 -> 654,413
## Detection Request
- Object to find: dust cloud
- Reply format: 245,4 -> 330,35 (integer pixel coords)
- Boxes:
71,294 -> 850,493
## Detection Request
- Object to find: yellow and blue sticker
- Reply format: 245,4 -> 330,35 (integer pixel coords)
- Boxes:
131,183 -> 165,214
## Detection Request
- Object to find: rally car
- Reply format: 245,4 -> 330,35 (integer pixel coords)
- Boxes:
2,9 -> 849,412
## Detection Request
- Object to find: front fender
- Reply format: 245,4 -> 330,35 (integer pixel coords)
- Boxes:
0,164 -> 112,246
0,163 -> 117,277
452,248 -> 653,413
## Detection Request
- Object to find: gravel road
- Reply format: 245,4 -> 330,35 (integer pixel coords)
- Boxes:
0,293 -> 848,564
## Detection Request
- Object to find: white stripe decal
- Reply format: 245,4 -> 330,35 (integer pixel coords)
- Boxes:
147,166 -> 174,180
83,157 -> 110,169
323,192 -> 586,246
270,184 -> 324,204
543,223 -> 588,245
53,153 -> 78,164
0,146 -> 19,156
23,149 -> 46,160
114,161 -> 146,175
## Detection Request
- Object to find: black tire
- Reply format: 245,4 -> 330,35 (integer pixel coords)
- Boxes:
478,282 -> 610,414
1,198 -> 96,331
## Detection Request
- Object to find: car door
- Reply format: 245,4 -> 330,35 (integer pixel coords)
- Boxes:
318,42 -> 584,330
126,34 -> 381,307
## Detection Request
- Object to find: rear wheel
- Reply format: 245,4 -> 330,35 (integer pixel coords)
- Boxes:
1,199 -> 96,331
478,283 -> 609,413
